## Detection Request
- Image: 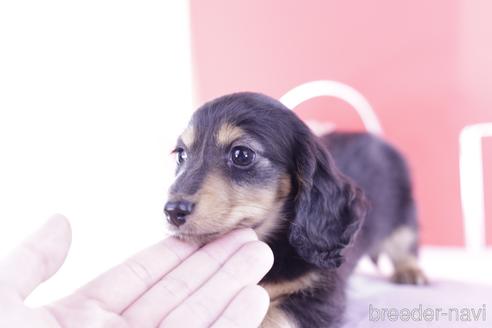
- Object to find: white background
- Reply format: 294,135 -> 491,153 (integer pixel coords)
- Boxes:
1,1 -> 491,310
0,1 -> 193,305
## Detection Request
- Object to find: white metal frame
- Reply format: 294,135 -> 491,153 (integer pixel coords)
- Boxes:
280,80 -> 383,135
459,123 -> 492,252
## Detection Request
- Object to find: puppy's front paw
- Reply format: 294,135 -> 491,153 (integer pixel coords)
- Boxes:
391,265 -> 428,285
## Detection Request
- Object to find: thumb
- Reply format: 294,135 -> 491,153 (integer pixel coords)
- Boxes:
0,214 -> 72,300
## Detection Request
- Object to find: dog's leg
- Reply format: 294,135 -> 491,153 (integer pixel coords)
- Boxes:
381,226 -> 428,285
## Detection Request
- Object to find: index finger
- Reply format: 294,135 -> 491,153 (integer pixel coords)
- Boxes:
68,235 -> 199,313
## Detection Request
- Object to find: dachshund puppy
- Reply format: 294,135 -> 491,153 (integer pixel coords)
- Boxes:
164,92 -> 427,328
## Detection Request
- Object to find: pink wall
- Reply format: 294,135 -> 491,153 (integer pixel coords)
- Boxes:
189,0 -> 492,246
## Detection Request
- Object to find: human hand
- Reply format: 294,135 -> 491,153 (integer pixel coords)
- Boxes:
0,215 -> 273,327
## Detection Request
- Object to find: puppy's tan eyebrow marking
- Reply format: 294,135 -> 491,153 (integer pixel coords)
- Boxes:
180,125 -> 195,148
216,123 -> 244,146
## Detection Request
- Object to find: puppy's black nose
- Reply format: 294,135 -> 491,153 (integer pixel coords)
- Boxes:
164,200 -> 194,227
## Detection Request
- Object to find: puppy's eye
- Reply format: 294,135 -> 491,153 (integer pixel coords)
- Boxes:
175,148 -> 187,165
230,146 -> 255,167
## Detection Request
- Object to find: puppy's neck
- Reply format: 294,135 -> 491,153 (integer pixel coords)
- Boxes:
259,214 -> 316,283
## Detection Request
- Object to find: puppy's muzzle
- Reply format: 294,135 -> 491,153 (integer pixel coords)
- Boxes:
164,200 -> 194,227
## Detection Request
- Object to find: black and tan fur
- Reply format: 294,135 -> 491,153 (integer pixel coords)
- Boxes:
165,92 -> 427,328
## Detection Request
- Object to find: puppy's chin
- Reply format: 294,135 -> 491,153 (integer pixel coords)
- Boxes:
169,222 -> 259,245
167,223 -> 232,245
172,230 -> 225,245
167,217 -> 265,245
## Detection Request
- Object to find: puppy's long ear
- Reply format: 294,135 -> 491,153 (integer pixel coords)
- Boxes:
289,135 -> 366,269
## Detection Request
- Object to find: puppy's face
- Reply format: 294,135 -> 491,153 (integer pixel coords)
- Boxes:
165,98 -> 292,243
165,92 -> 365,270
